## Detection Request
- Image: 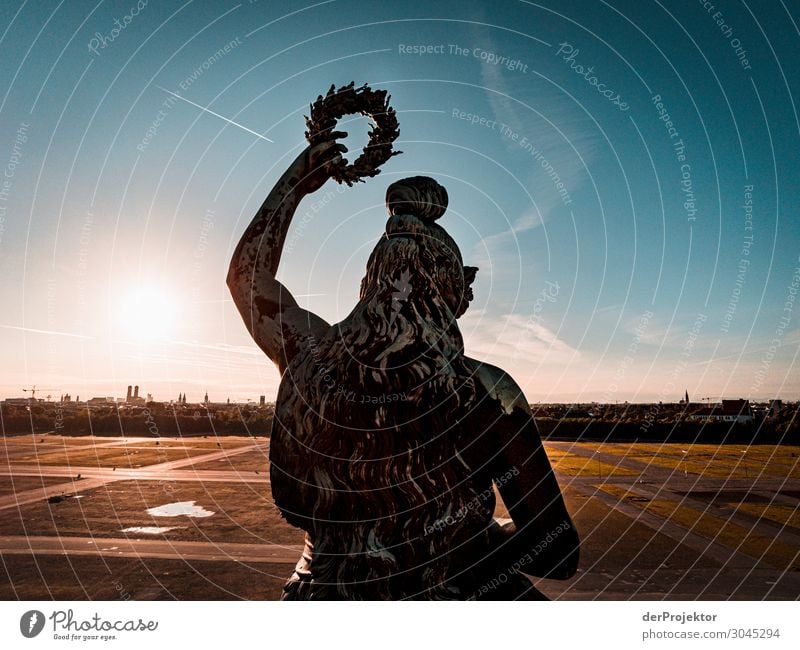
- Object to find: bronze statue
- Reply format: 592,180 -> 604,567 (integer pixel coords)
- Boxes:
227,88 -> 579,599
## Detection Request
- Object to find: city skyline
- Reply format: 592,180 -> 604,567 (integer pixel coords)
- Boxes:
1,1 -> 798,403
1,383 -> 791,405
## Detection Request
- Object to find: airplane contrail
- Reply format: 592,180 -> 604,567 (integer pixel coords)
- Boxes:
0,325 -> 93,339
155,85 -> 274,143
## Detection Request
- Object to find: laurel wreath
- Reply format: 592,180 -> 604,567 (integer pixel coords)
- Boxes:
305,82 -> 402,186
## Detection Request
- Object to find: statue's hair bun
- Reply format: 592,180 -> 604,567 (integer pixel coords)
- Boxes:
385,176 -> 448,221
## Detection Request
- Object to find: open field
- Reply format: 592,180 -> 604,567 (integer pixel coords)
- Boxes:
1,434 -> 798,600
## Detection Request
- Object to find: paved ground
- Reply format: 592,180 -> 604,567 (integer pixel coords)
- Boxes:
0,434 -> 798,600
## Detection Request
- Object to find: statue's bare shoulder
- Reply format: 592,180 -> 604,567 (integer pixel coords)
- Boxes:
464,356 -> 532,417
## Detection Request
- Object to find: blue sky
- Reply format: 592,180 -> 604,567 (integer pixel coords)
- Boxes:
0,0 -> 798,402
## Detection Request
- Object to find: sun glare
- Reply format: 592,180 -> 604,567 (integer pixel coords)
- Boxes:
116,287 -> 178,343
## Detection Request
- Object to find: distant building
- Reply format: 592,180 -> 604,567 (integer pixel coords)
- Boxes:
768,399 -> 783,416
88,396 -> 115,405
688,399 -> 753,424
125,384 -> 145,405
2,397 -> 34,406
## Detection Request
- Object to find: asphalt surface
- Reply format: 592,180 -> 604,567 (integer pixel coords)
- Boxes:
1,435 -> 798,600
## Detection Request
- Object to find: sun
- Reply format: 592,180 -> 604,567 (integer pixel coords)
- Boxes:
116,287 -> 179,343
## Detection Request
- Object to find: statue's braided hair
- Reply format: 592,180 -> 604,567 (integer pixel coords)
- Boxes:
270,178 -> 489,599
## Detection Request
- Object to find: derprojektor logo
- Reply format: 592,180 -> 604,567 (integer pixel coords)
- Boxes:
20,610 -> 45,638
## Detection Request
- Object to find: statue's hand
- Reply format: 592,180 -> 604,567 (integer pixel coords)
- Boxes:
296,135 -> 348,194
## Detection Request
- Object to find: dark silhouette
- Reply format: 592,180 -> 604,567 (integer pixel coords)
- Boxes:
227,137 -> 579,599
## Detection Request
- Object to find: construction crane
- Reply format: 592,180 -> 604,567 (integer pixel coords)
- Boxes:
22,386 -> 59,401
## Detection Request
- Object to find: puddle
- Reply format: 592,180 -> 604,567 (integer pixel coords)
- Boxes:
121,526 -> 179,535
146,501 -> 214,518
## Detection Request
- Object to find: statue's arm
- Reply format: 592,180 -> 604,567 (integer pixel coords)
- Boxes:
226,140 -> 345,373
470,359 -> 580,579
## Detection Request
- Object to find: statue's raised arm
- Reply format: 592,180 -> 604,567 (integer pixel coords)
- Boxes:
226,139 -> 345,374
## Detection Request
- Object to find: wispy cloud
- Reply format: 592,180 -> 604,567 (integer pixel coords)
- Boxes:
461,311 -> 578,366
470,33 -> 597,276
